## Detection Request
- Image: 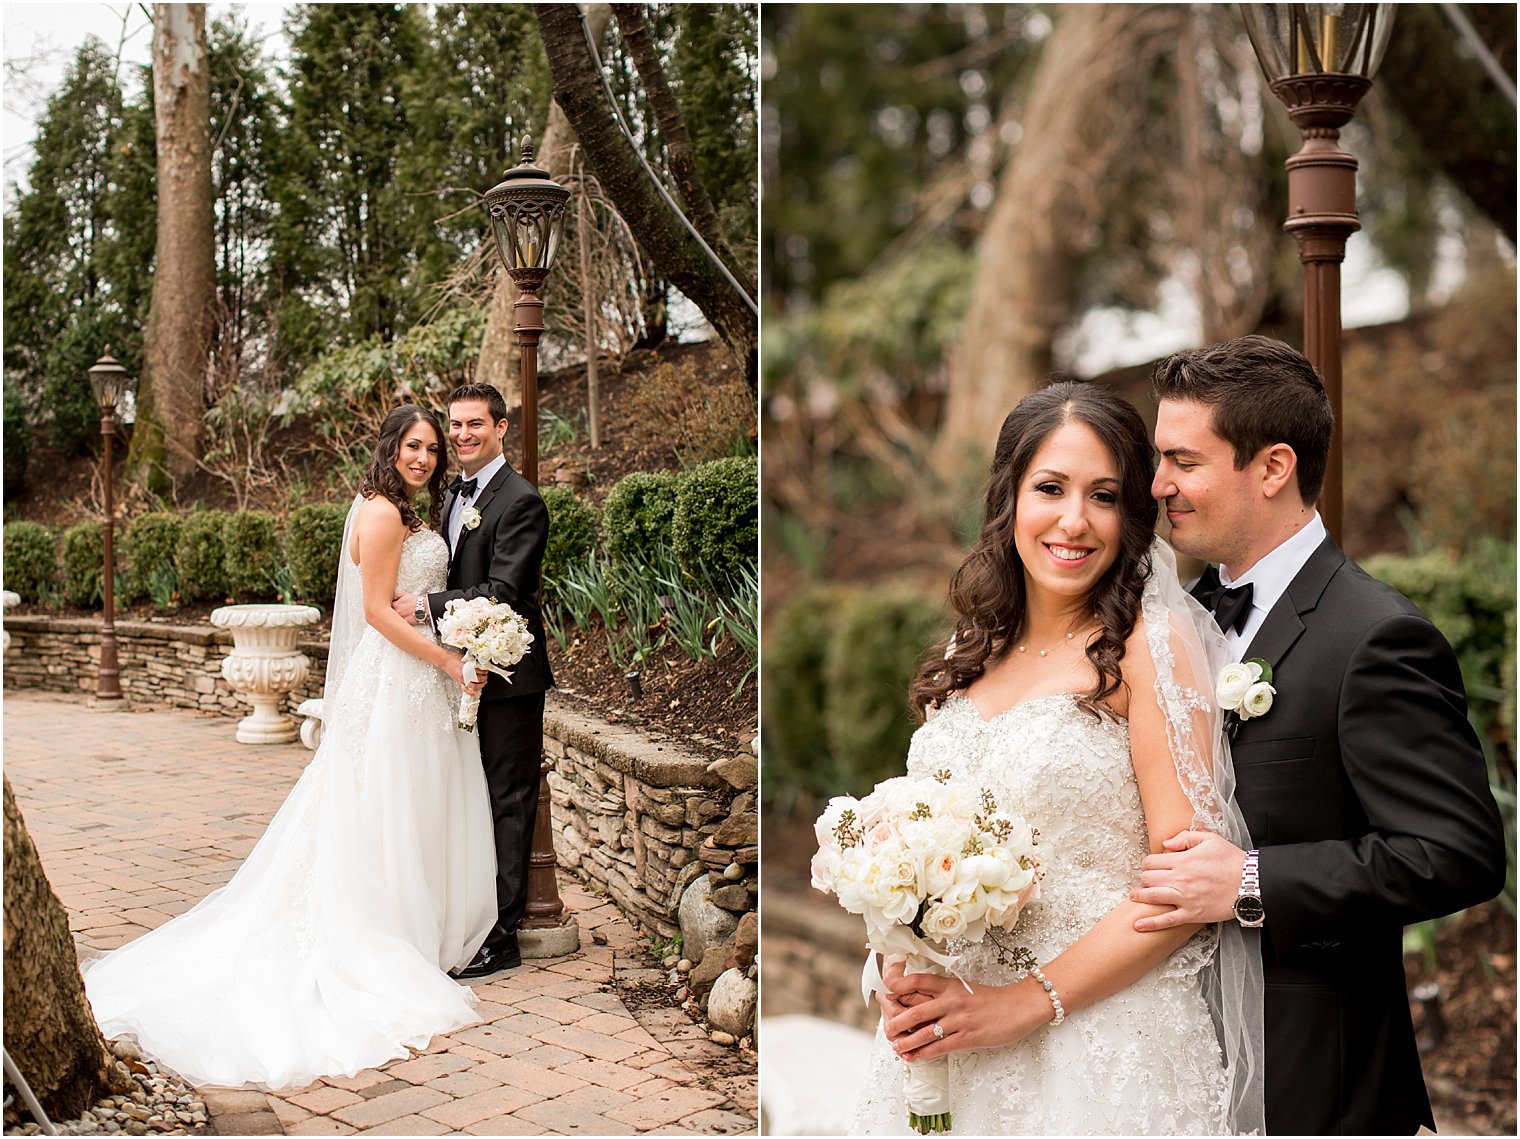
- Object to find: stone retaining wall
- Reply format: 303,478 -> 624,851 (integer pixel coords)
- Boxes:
1,614 -> 754,940
2,615 -> 327,715
761,889 -> 879,1033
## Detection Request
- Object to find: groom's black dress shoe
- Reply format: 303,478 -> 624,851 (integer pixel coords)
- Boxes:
454,931 -> 521,979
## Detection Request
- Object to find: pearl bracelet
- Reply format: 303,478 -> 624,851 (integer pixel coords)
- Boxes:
1028,962 -> 1066,1026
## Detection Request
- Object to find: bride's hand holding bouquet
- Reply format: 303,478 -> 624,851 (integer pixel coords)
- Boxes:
812,771 -> 1043,1134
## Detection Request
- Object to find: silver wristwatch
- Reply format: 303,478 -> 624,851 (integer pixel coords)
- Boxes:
1232,848 -> 1265,927
414,594 -> 428,626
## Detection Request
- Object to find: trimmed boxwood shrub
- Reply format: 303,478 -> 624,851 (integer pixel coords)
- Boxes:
602,470 -> 681,574
59,520 -> 106,607
821,586 -> 946,798
540,486 -> 600,588
671,456 -> 757,588
176,510 -> 232,603
122,512 -> 183,601
3,521 -> 57,602
762,582 -> 853,810
286,502 -> 349,605
223,510 -> 281,598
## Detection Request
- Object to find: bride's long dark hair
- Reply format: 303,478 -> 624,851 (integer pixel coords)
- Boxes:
909,382 -> 1157,720
358,405 -> 449,533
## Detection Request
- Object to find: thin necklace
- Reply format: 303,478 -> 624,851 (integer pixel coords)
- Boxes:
1016,624 -> 1094,658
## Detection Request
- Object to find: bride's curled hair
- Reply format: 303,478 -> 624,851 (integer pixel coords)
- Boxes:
358,405 -> 450,533
910,382 -> 1157,720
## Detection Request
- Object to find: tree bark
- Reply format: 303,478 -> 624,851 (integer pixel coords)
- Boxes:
3,775 -> 133,1121
536,2 -> 756,389
475,4 -> 612,405
128,3 -> 216,492
611,3 -> 754,299
933,5 -> 1174,479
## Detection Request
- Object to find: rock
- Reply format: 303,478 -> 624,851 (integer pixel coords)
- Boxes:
677,875 -> 739,965
690,937 -> 730,998
722,862 -> 744,881
676,959 -> 692,974
112,1040 -> 142,1063
121,1106 -> 152,1123
707,967 -> 758,1036
725,911 -> 759,972
710,1030 -> 736,1046
125,1124 -> 149,1137
711,811 -> 757,847
663,954 -> 679,968
711,884 -> 750,911
706,752 -> 757,791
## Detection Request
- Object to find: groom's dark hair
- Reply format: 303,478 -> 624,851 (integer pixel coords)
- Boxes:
1150,335 -> 1333,503
448,382 -> 509,425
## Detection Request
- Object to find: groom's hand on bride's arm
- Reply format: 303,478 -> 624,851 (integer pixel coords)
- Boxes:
392,592 -> 420,624
1129,830 -> 1245,930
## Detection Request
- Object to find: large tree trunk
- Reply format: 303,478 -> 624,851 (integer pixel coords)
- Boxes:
475,5 -> 612,405
3,776 -> 133,1121
933,5 -> 1174,479
611,3 -> 754,299
128,3 -> 215,493
1379,4 -> 1515,245
537,2 -> 757,389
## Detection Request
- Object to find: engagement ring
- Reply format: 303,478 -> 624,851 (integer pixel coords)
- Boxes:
932,1022 -> 945,1040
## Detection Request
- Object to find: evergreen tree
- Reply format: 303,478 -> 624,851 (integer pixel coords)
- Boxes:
272,4 -> 453,364
3,39 -> 132,453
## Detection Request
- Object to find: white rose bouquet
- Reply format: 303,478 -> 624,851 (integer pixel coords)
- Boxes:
436,596 -> 533,730
812,770 -> 1043,1134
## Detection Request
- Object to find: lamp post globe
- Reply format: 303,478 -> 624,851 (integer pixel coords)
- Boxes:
1240,3 -> 1396,541
87,348 -> 136,700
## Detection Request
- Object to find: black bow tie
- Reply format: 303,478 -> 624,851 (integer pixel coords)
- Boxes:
1198,567 -> 1254,635
449,476 -> 478,499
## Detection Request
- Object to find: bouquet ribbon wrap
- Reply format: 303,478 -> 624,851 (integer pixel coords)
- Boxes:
456,658 -> 515,731
862,945 -> 969,1135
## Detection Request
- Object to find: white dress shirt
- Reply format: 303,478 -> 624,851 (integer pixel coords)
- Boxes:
446,453 -> 506,553
1217,512 -> 1328,653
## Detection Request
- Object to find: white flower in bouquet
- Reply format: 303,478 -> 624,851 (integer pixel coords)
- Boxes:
812,770 -> 1043,1134
436,596 -> 533,730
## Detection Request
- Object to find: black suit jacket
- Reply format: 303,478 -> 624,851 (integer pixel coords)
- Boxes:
428,463 -> 553,698
1203,536 -> 1504,1135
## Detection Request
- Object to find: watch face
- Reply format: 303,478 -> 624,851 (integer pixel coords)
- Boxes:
1233,895 -> 1265,926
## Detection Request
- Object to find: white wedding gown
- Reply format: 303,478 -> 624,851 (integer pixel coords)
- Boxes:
852,692 -> 1231,1135
83,528 -> 496,1089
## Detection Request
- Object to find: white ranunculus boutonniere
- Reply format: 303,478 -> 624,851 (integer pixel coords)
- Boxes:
460,505 -> 482,532
1217,658 -> 1275,721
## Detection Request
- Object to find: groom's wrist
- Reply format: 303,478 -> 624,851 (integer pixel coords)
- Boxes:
414,593 -> 430,627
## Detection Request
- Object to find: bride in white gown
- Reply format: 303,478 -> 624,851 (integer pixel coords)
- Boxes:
83,406 -> 496,1090
850,384 -> 1262,1135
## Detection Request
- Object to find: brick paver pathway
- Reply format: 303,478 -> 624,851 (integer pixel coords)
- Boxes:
4,691 -> 756,1136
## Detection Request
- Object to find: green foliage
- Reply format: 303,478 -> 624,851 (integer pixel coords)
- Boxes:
671,457 -> 758,588
716,560 -> 760,697
223,510 -> 282,598
286,503 -> 350,605
175,511 -> 232,603
602,470 -> 682,588
3,386 -> 31,499
822,588 -> 945,797
762,583 -> 852,808
3,522 -> 58,602
122,513 -> 184,602
1365,545 -> 1516,743
59,520 -> 106,608
540,487 -> 601,593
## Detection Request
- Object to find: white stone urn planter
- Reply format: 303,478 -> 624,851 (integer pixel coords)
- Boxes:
210,604 -> 321,744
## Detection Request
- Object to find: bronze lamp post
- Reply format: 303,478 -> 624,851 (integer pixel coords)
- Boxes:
481,136 -> 571,934
88,349 -> 135,700
1241,3 -> 1396,542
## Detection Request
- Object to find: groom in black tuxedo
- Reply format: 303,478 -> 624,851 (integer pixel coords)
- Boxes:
1133,335 -> 1505,1134
393,383 -> 553,978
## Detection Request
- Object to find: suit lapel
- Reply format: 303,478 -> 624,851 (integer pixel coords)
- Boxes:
1241,535 -> 1344,671
450,463 -> 513,559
